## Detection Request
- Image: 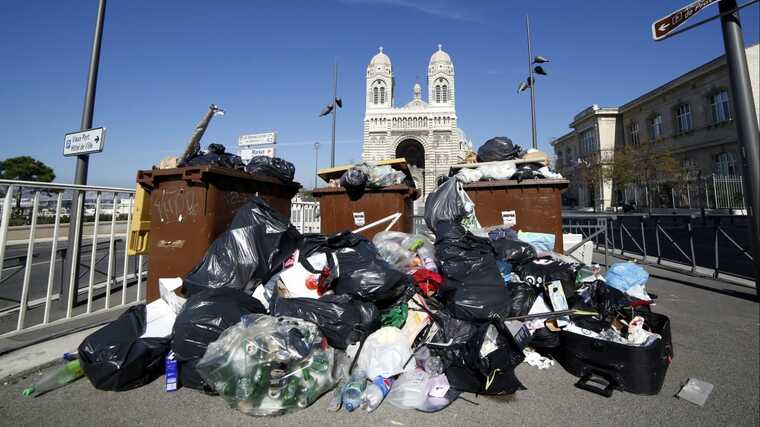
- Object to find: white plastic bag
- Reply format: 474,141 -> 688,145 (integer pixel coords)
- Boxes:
478,162 -> 516,180
386,368 -> 431,410
356,327 -> 413,379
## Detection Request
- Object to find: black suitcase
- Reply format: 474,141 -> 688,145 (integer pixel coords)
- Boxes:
552,311 -> 673,396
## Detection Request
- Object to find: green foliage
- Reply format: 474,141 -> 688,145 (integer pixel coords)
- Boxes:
0,156 -> 56,182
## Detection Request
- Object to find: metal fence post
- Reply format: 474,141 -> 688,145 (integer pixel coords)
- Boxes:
641,215 -> 648,260
654,217 -> 662,264
688,217 -> 696,273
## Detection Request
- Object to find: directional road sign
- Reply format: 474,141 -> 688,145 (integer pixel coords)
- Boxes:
652,0 -> 719,40
63,127 -> 106,156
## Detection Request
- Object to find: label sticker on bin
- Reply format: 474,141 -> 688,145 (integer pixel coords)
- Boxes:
353,212 -> 365,226
501,210 -> 516,227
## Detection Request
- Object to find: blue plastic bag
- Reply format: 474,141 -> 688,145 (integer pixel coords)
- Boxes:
517,231 -> 555,252
604,262 -> 650,300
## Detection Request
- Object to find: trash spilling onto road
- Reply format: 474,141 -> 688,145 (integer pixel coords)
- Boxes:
64,185 -> 673,415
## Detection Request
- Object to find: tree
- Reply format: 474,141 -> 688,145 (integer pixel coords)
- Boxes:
575,150 -> 613,211
611,142 -> 686,211
0,156 -> 56,211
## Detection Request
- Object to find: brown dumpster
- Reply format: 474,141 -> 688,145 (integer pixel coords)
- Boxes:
313,185 -> 419,241
462,179 -> 569,252
136,165 -> 300,302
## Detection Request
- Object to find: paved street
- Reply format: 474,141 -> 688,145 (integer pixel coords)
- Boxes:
1,263 -> 757,426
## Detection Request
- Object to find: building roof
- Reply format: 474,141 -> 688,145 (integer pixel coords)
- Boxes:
370,47 -> 391,66
429,44 -> 451,64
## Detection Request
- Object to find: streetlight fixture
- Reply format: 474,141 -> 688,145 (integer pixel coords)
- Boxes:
313,141 -> 320,189
517,15 -> 550,150
319,63 -> 342,167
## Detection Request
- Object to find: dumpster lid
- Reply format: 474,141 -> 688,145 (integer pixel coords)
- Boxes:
461,178 -> 569,189
317,158 -> 412,183
137,165 -> 302,191
312,184 -> 420,200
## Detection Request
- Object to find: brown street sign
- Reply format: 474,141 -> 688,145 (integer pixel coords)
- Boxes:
652,0 -> 719,40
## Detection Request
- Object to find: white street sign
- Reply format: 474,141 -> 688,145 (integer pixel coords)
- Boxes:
240,147 -> 275,162
63,127 -> 106,156
238,132 -> 277,146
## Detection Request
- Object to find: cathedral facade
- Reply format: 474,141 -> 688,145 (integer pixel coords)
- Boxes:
361,45 -> 472,198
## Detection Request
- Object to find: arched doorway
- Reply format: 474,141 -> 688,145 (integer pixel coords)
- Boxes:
395,138 -> 426,196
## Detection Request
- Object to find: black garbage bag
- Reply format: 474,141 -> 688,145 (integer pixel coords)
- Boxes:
430,311 -> 525,395
492,238 -> 536,266
508,281 -> 539,317
435,221 -> 511,321
424,177 -> 472,233
171,288 -> 266,391
245,156 -> 295,183
270,293 -> 380,350
183,197 -> 302,297
577,280 -> 635,320
513,256 -> 581,299
340,167 -> 368,190
78,305 -> 171,391
529,327 -> 560,349
184,144 -> 244,170
511,163 -> 545,182
476,137 -> 523,162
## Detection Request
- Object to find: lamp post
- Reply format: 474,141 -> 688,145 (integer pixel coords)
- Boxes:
314,141 -> 320,189
319,63 -> 342,167
518,15 -> 550,150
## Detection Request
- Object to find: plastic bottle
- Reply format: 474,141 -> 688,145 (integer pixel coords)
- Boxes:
416,245 -> 437,272
22,359 -> 83,397
361,376 -> 394,412
341,369 -> 367,412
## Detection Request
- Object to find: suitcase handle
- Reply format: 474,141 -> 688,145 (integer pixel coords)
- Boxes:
575,371 -> 616,398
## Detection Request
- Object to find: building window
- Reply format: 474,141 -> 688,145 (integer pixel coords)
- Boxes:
714,152 -> 736,176
379,86 -> 385,104
648,114 -> 663,140
628,121 -> 640,145
579,128 -> 595,155
711,90 -> 731,123
373,87 -> 378,104
435,85 -> 441,103
442,85 -> 448,102
565,148 -> 572,164
675,103 -> 692,134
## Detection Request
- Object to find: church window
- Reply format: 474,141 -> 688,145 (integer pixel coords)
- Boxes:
373,87 -> 378,104
435,86 -> 441,103
442,85 -> 448,102
380,86 -> 386,104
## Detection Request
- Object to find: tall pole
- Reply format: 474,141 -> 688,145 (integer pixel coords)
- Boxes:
526,15 -> 538,150
314,142 -> 320,189
331,63 -> 338,167
64,0 -> 107,304
718,0 -> 760,290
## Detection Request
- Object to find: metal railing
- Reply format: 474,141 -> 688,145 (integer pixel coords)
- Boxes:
621,174 -> 746,210
563,212 -> 755,283
290,201 -> 320,233
0,179 -> 145,339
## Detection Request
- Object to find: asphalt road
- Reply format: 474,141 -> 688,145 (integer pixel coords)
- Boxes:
0,264 -> 757,426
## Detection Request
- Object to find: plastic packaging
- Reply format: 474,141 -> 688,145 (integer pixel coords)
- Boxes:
511,163 -> 546,182
491,238 -> 537,266
195,314 -> 336,416
476,137 -> 522,162
477,162 -> 517,180
244,156 -> 295,183
604,262 -> 651,301
171,288 -> 266,391
361,376 -> 394,412
424,176 -> 480,234
372,232 -> 417,270
184,143 -> 244,170
414,346 -> 444,376
341,369 -> 367,412
386,368 -> 430,410
270,293 -> 380,350
513,256 -> 581,298
517,231 -> 556,252
508,281 -> 540,317
677,378 -> 714,406
456,168 -> 482,183
434,221 -> 511,321
183,197 -> 302,297
22,359 -> 84,397
356,327 -> 414,379
78,305 -> 171,391
339,164 -> 370,190
367,164 -> 406,188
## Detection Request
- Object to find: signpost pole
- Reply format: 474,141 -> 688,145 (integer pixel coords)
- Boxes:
718,0 -> 760,292
63,0 -> 107,305
526,15 -> 538,150
331,63 -> 338,167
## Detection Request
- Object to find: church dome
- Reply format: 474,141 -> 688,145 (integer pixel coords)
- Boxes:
370,47 -> 391,66
429,44 -> 451,64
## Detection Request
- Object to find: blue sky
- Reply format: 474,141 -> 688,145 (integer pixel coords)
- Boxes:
1,0 -> 758,188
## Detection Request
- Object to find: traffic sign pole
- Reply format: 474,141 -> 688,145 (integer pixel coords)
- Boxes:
718,0 -> 760,292
64,0 -> 107,305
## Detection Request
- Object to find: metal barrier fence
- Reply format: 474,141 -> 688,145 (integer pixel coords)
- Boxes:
622,174 -> 746,210
290,201 -> 320,233
563,213 -> 755,282
0,179 -> 145,339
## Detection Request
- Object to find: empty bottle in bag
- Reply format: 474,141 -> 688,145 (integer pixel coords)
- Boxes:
341,369 -> 367,412
361,376 -> 394,412
22,359 -> 84,397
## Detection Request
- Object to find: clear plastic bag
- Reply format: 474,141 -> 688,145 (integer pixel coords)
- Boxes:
477,162 -> 517,180
372,231 -> 435,271
195,314 -> 336,416
356,327 -> 413,379
386,368 -> 431,410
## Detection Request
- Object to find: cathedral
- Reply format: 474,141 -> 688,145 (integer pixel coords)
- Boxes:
361,45 -> 473,199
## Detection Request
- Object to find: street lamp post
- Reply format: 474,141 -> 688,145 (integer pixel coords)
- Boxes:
319,63 -> 342,167
314,142 -> 320,189
518,15 -> 550,150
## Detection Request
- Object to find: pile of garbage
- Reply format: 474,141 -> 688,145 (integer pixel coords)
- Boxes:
325,162 -> 412,191
28,182 -> 672,412
163,142 -> 296,184
455,137 -> 564,183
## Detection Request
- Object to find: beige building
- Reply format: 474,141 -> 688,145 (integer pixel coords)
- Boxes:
554,43 -> 759,209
